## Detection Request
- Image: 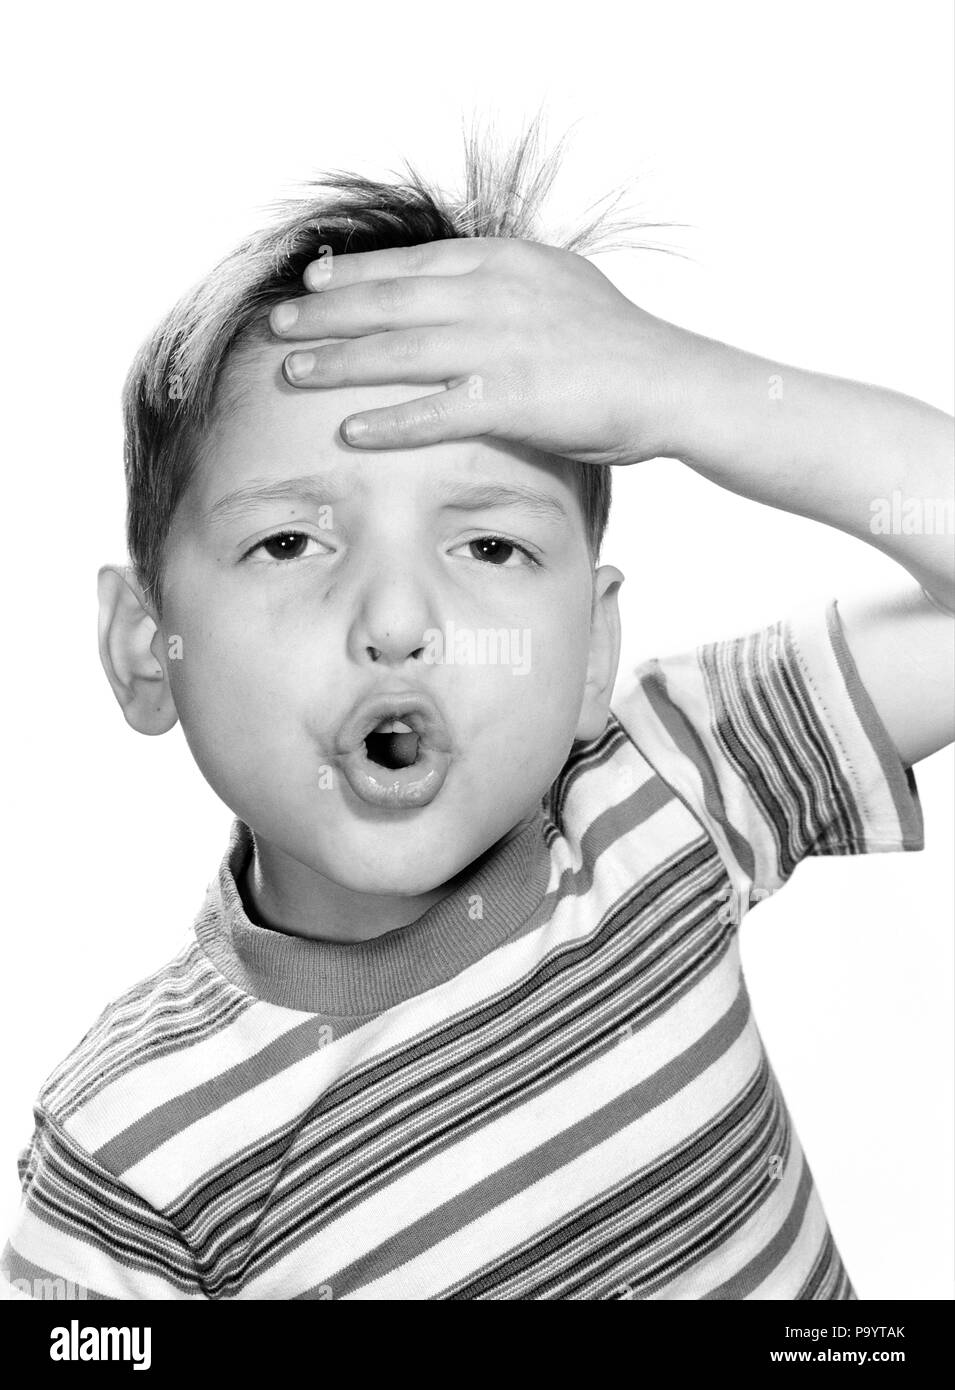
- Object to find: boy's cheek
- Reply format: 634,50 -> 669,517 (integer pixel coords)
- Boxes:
165,647 -> 283,760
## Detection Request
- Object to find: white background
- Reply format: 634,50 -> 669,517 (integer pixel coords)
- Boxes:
1,0 -> 951,1300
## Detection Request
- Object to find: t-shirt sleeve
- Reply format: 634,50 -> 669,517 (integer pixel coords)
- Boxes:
1,1108 -> 207,1301
611,597 -> 924,923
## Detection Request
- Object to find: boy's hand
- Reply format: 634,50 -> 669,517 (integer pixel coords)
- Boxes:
268,238 -> 689,466
269,235 -> 955,775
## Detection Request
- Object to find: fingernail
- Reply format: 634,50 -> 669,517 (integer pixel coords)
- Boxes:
306,264 -> 332,290
342,416 -> 367,441
284,351 -> 315,383
271,302 -> 300,334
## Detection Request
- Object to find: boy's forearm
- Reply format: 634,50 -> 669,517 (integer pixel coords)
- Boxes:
663,332 -> 955,608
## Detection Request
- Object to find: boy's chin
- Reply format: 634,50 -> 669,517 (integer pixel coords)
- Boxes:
317,815 -> 524,900
323,846 -> 480,900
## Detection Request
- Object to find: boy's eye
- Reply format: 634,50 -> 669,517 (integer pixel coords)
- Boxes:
245,531 -> 329,562
453,536 -> 537,567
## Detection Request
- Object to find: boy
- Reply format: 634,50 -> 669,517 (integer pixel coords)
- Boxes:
2,127 -> 952,1301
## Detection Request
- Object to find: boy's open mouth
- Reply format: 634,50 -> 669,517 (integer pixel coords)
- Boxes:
364,718 -> 420,770
333,690 -> 453,809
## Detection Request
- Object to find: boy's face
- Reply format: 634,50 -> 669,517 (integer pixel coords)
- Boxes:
154,336 -> 622,899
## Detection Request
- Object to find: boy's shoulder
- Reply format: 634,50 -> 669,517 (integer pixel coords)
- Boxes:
605,596 -> 923,916
34,910 -> 255,1135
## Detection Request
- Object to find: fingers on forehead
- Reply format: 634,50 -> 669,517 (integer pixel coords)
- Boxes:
305,239 -> 484,289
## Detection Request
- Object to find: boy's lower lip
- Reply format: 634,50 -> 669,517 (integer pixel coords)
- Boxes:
337,743 -> 451,809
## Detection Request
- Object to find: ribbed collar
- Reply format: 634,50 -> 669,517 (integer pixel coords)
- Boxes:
193,813 -> 554,1017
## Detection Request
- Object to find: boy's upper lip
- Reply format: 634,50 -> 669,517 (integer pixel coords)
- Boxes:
334,687 -> 453,755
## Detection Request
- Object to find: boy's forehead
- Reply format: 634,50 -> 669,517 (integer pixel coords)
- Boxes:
191,334 -> 580,513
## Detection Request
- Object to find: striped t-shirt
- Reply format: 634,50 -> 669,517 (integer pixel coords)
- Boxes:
1,599 -> 923,1301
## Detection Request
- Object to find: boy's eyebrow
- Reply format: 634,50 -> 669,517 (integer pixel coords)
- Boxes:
204,474 -> 348,525
204,473 -> 571,526
434,480 -> 569,522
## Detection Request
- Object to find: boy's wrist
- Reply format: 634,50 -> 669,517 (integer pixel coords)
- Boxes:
657,332 -> 771,472
629,322 -> 760,470
611,316 -> 724,466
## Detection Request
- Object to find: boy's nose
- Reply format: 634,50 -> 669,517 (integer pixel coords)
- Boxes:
348,568 -> 436,668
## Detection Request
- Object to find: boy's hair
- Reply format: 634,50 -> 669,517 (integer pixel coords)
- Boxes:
122,114 -> 670,616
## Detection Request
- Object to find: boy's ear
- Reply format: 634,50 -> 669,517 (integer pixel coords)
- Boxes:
575,563 -> 625,743
97,564 -> 179,735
